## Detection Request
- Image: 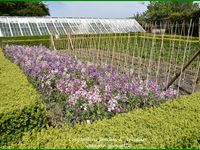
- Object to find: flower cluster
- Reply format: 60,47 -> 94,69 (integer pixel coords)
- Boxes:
4,45 -> 177,125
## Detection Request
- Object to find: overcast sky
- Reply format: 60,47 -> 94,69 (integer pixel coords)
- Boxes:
46,2 -> 148,18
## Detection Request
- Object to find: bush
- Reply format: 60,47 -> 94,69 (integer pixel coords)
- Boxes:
2,39 -> 50,48
0,49 -> 48,146
0,35 -> 50,48
0,35 -> 50,41
7,92 -> 200,148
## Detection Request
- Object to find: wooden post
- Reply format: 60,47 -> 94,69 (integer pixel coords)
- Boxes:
199,18 -> 200,46
196,19 -> 200,86
50,34 -> 56,51
67,34 -> 74,51
164,49 -> 200,90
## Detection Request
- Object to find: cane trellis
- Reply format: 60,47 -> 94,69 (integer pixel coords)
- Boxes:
50,20 -> 200,96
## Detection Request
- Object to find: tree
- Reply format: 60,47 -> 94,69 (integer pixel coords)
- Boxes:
171,2 -> 199,12
0,2 -> 50,16
169,8 -> 200,36
145,2 -> 173,21
132,12 -> 146,25
133,2 -> 200,36
143,2 -> 199,22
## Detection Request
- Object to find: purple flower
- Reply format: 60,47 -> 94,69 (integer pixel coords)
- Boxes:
4,45 -> 177,118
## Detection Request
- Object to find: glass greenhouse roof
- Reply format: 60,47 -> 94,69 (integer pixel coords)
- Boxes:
0,17 -> 145,37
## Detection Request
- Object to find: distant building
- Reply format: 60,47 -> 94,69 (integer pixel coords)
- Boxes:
0,16 -> 145,37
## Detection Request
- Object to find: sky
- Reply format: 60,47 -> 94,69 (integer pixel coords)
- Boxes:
46,2 -> 148,18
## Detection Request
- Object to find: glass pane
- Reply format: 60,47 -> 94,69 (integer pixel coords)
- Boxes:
54,22 -> 66,35
85,22 -> 96,34
69,22 -> 79,34
38,23 -> 49,35
77,21 -> 88,34
20,23 -> 31,36
10,23 -> 21,36
96,20 -> 107,33
102,20 -> 113,33
46,22 -> 57,35
116,20 -> 128,32
29,23 -> 40,35
89,22 -> 101,34
0,22 -> 11,36
62,22 -> 74,34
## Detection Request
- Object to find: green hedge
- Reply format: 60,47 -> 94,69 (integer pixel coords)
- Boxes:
8,92 -> 200,148
0,49 -> 48,146
0,35 -> 50,48
0,35 -> 50,41
2,39 -> 50,48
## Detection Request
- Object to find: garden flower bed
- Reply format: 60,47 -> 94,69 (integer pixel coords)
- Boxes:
4,45 -> 176,126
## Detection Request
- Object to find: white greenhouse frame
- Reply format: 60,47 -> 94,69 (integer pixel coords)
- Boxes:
0,16 -> 145,37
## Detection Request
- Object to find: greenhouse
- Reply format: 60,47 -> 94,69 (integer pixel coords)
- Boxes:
0,16 -> 145,37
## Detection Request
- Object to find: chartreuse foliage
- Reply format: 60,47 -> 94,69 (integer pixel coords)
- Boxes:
8,92 -> 200,148
0,49 -> 48,146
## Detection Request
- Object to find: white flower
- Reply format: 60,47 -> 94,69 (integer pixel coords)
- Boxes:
114,94 -> 121,100
46,80 -> 51,85
105,85 -> 111,92
138,85 -> 144,91
83,106 -> 87,111
52,69 -> 58,74
81,67 -> 86,74
86,120 -> 91,124
77,59 -> 83,66
64,68 -> 68,72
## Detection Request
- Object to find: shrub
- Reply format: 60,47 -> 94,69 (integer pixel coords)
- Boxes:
0,35 -> 50,41
7,92 -> 200,148
2,39 -> 50,48
0,35 -> 50,48
0,48 -> 48,146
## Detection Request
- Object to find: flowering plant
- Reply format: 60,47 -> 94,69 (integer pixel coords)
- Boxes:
4,45 -> 176,126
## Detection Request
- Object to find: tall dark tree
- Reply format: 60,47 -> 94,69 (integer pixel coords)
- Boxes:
144,2 -> 199,22
133,2 -> 200,36
0,2 -> 50,16
132,12 -> 146,26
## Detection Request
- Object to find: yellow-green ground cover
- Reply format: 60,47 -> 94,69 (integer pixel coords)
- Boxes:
0,49 -> 47,146
9,92 -> 200,148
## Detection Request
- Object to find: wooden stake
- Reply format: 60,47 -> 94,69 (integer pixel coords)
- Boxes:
164,49 -> 200,90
